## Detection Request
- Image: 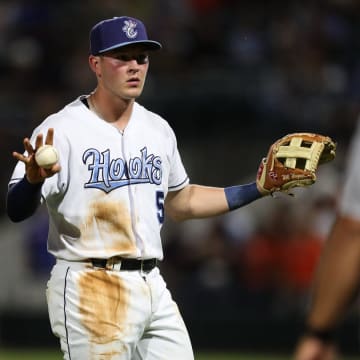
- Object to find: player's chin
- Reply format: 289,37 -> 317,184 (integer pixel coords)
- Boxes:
123,87 -> 144,99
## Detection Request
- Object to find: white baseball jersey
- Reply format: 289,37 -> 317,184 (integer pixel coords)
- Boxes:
339,116 -> 360,218
9,96 -> 189,261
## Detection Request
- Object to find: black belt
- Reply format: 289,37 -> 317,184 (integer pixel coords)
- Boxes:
90,257 -> 158,272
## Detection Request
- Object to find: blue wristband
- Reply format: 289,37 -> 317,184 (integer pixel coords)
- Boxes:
224,182 -> 262,211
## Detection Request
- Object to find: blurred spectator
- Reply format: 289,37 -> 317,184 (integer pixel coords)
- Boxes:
237,202 -> 323,294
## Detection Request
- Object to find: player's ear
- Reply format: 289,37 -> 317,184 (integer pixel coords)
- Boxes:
89,55 -> 101,76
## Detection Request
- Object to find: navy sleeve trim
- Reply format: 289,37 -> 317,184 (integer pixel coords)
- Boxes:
6,176 -> 43,222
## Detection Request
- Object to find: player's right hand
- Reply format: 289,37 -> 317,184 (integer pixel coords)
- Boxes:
12,128 -> 61,184
294,336 -> 339,360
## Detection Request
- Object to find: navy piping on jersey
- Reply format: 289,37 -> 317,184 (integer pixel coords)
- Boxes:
168,177 -> 189,190
81,97 -> 90,108
64,266 -> 72,360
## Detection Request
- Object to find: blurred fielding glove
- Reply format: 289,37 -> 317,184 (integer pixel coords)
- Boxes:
256,132 -> 336,196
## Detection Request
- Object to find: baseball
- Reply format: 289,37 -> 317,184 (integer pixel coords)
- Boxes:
35,144 -> 59,169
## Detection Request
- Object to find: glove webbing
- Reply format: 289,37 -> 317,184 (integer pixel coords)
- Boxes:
276,137 -> 325,172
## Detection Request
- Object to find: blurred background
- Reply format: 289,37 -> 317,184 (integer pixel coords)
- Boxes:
1,0 -> 360,356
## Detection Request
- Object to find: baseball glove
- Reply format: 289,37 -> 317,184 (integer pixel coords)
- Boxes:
256,132 -> 336,195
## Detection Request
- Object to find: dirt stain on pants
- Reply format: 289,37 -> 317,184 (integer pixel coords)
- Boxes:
78,270 -> 129,359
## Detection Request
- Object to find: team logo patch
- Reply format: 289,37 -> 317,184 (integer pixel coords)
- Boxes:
122,19 -> 138,39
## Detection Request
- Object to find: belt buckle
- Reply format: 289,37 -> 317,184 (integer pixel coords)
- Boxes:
108,257 -> 122,271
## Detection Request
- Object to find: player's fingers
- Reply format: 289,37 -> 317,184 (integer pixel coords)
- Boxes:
23,138 -> 36,155
12,151 -> 28,163
45,128 -> 54,145
35,133 -> 44,150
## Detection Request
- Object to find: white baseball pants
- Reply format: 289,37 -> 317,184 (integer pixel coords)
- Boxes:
46,260 -> 194,360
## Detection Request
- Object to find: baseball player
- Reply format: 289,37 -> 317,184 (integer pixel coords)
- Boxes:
6,16 -> 323,360
294,121 -> 360,359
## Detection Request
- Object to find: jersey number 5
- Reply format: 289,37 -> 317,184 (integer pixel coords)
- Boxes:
156,191 -> 165,224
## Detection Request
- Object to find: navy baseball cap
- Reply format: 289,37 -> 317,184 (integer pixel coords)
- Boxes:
90,16 -> 162,55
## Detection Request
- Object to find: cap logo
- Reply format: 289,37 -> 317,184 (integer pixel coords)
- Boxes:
122,19 -> 138,39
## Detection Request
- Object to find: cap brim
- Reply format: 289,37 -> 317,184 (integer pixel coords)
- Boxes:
97,40 -> 162,54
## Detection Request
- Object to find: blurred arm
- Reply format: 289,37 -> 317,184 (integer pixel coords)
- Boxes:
294,215 -> 360,360
306,216 -> 360,331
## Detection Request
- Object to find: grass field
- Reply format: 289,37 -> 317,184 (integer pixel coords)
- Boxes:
0,349 -> 358,360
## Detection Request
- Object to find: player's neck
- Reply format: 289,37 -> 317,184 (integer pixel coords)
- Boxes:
88,91 -> 134,131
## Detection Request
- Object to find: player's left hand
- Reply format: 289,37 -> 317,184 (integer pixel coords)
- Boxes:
256,132 -> 336,196
12,127 -> 61,184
